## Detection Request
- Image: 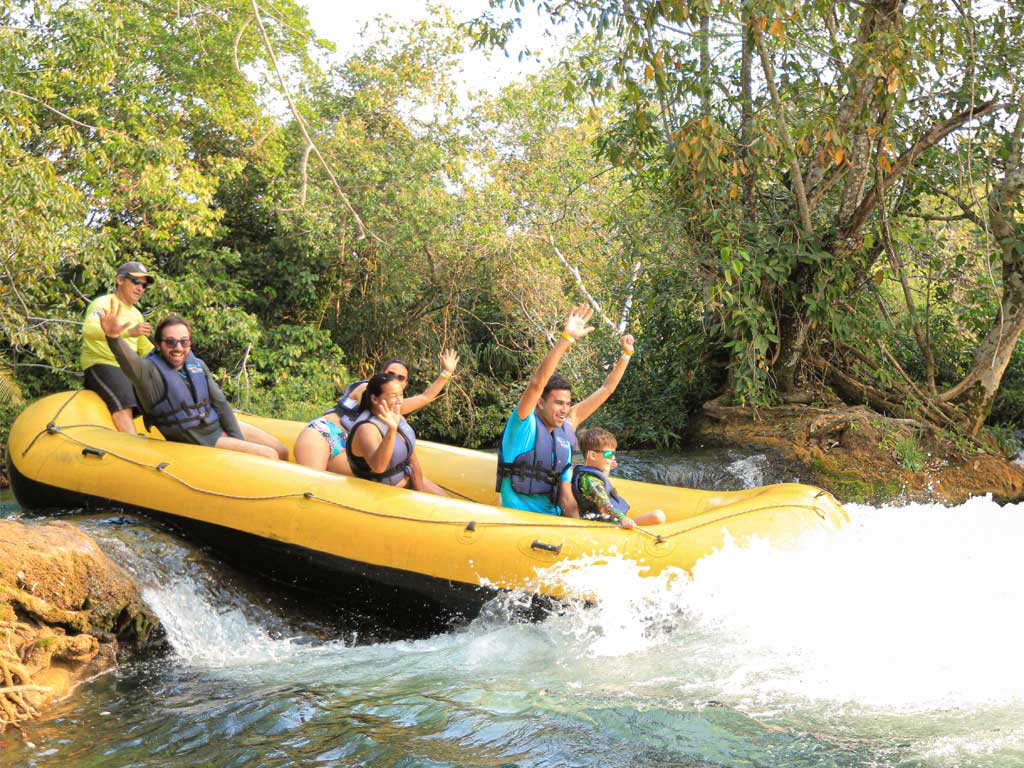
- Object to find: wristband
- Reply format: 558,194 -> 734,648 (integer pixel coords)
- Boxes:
561,331 -> 575,343
621,352 -> 633,359
440,370 -> 453,379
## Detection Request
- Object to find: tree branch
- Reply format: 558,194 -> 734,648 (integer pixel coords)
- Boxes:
753,20 -> 813,233
840,99 -> 1000,241
0,86 -> 130,139
248,1 -> 371,242
536,234 -> 619,332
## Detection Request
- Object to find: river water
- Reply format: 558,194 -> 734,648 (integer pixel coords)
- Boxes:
4,447 -> 1024,767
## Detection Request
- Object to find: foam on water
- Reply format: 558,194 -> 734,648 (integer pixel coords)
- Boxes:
136,494 -> 1024,710
22,493 -> 1021,767
514,495 -> 1024,714
142,582 -> 319,667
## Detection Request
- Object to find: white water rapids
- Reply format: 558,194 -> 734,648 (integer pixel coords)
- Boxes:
120,493 -> 1024,767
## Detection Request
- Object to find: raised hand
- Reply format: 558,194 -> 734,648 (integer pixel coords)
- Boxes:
97,297 -> 132,339
620,334 -> 635,356
377,397 -> 402,432
563,304 -> 595,341
439,348 -> 459,375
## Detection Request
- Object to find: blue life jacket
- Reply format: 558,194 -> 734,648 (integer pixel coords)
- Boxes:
345,411 -> 417,485
571,465 -> 631,518
143,350 -> 219,441
329,379 -> 366,432
495,418 -> 577,502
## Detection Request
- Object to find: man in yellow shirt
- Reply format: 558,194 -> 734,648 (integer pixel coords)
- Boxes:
81,261 -> 155,434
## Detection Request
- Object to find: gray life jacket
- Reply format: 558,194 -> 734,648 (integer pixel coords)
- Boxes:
143,350 -> 219,441
495,417 -> 577,502
329,379 -> 366,431
571,465 -> 631,518
345,410 -> 417,485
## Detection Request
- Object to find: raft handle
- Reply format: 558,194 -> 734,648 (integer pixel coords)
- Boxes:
81,447 -> 106,459
465,521 -> 476,532
530,540 -> 562,555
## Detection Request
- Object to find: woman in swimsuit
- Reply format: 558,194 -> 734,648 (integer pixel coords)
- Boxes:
293,349 -> 458,477
344,372 -> 445,497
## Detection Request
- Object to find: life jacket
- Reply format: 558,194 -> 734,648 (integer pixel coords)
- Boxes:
571,465 -> 631,518
329,379 -> 366,432
143,350 -> 219,440
495,417 -> 577,502
345,411 -> 417,485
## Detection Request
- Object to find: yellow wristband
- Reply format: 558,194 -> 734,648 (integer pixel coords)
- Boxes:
621,352 -> 633,359
561,331 -> 575,343
440,370 -> 453,379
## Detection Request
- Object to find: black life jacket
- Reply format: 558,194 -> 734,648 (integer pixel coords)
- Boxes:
571,465 -> 631,518
143,350 -> 219,441
495,416 -> 578,502
329,379 -> 366,432
345,411 -> 417,485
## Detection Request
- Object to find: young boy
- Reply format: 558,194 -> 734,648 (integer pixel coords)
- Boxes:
571,428 -> 666,529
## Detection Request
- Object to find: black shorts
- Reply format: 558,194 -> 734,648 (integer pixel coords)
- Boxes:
84,364 -> 140,416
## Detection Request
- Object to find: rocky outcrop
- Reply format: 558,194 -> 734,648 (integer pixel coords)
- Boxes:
0,519 -> 164,738
698,400 -> 1024,505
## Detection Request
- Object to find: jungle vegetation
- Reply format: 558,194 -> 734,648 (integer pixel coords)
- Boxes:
2,0 -> 1023,456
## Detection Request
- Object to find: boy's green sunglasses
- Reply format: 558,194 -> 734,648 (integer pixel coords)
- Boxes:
601,449 -> 616,459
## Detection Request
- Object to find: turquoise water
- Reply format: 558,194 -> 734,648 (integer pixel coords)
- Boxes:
5,453 -> 1024,767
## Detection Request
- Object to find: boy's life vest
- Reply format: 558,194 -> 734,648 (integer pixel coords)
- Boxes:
570,465 -> 631,518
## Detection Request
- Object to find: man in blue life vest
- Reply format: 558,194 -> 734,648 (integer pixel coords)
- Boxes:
496,304 -> 635,517
97,302 -> 283,460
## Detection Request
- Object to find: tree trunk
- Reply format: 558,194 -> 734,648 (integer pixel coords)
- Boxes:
771,266 -> 813,395
944,159 -> 1024,434
950,300 -> 1024,435
739,3 -> 756,221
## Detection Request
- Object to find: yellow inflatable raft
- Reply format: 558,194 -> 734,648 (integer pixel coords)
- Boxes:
8,391 -> 847,632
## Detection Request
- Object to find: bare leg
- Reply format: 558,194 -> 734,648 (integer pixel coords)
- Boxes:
110,408 -> 137,435
238,420 -> 288,460
294,427 -> 330,471
325,452 -> 353,476
214,434 -> 279,460
632,509 -> 666,526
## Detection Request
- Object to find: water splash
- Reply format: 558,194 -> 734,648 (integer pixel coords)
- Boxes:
142,583 -> 312,668
500,495 -> 1024,715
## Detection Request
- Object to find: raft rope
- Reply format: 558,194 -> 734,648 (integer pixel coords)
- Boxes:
28,423 -> 641,534
21,395 -> 836,543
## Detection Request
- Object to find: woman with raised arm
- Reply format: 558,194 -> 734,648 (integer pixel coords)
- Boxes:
294,350 -> 458,477
343,372 -> 446,496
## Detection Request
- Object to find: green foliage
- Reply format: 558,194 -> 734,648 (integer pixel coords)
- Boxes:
987,424 -> 1022,459
0,1 -> 720,458
472,0 -> 1024,435
221,324 -> 349,423
881,430 -> 927,472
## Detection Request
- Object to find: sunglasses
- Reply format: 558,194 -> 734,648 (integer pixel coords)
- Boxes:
125,277 -> 149,287
161,338 -> 191,348
599,449 -> 616,459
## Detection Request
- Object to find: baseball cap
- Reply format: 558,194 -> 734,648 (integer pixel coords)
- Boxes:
116,261 -> 155,284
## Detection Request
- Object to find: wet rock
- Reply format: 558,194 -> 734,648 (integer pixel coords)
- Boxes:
0,519 -> 164,738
